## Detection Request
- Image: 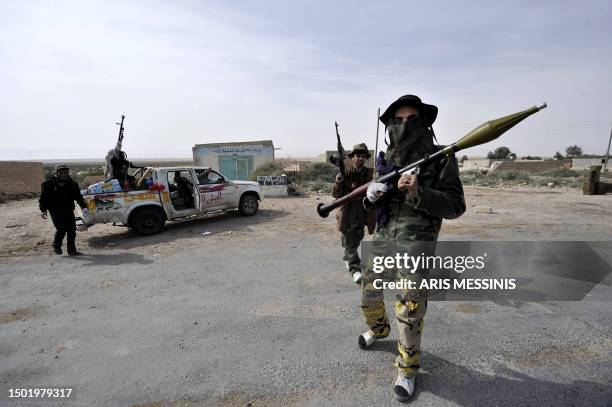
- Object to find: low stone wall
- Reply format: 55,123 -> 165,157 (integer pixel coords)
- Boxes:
257,175 -> 288,197
491,160 -> 572,172
0,161 -> 44,197
261,185 -> 288,197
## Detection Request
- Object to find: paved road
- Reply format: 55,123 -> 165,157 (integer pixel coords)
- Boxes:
1,212 -> 612,406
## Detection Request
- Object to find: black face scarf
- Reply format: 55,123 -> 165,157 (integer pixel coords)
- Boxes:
385,115 -> 434,167
53,174 -> 71,189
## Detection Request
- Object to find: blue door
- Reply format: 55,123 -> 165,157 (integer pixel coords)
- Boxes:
236,158 -> 249,180
219,156 -> 236,180
218,155 -> 253,180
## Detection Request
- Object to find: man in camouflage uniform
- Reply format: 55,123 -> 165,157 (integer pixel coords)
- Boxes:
359,95 -> 465,401
332,143 -> 376,284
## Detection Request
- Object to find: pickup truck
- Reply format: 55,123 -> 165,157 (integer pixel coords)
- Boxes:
79,166 -> 263,235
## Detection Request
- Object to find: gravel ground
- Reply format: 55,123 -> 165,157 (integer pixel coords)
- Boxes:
1,187 -> 611,406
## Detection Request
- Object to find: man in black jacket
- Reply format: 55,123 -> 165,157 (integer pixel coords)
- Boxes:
39,164 -> 88,255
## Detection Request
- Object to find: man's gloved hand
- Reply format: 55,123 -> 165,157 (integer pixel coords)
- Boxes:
398,166 -> 420,197
41,211 -> 47,220
366,182 -> 389,203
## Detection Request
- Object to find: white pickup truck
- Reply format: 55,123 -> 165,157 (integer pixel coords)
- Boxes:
79,167 -> 263,235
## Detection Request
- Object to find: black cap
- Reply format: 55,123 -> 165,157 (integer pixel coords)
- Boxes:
379,94 -> 438,127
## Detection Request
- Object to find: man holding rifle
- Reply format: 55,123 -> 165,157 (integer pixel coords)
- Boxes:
332,143 -> 376,284
360,95 -> 465,401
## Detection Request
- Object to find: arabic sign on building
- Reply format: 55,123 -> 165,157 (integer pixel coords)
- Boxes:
212,146 -> 264,154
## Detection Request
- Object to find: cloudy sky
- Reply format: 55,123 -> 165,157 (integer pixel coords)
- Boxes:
1,0 -> 611,160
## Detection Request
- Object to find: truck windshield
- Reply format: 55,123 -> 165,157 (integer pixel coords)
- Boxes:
195,169 -> 223,185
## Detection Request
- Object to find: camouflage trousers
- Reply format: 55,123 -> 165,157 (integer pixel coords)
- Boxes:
360,215 -> 437,377
341,223 -> 365,273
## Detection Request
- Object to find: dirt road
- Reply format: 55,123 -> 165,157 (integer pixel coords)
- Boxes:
1,187 -> 611,406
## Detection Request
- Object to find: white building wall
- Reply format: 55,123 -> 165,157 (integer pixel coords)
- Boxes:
571,157 -> 606,170
192,141 -> 275,180
462,159 -> 494,170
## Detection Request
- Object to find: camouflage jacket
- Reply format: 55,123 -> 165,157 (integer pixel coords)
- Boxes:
380,146 -> 466,239
332,165 -> 377,234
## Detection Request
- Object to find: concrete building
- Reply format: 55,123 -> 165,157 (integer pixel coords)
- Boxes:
192,140 -> 275,180
461,157 -> 500,171
0,161 -> 45,198
571,156 -> 607,170
278,160 -> 313,172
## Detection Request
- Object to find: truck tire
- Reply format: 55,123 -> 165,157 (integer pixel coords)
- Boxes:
238,193 -> 259,216
130,207 -> 166,235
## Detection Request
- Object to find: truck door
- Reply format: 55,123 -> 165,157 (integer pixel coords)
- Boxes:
194,169 -> 236,212
165,169 -> 200,219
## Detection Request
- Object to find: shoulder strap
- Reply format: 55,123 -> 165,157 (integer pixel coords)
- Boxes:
429,126 -> 439,145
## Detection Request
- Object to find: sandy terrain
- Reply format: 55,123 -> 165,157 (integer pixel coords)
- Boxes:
1,186 -> 611,258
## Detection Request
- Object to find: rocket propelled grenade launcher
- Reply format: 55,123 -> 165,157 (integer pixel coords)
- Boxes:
316,102 -> 548,218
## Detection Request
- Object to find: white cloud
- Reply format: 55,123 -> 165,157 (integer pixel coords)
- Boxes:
0,0 -> 611,159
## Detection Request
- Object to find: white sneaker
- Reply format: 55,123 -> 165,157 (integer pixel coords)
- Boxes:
358,330 -> 378,349
394,374 -> 416,402
352,271 -> 362,284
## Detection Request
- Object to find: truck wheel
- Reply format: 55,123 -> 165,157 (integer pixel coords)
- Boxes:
238,193 -> 259,216
130,207 -> 165,235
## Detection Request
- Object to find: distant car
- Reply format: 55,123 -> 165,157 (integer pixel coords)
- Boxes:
79,166 -> 262,235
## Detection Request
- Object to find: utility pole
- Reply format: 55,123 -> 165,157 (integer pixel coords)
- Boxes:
374,108 -> 380,173
603,124 -> 612,174
374,107 -> 381,160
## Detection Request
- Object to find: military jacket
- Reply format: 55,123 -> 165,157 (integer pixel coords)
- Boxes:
383,145 -> 466,239
332,165 -> 376,234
